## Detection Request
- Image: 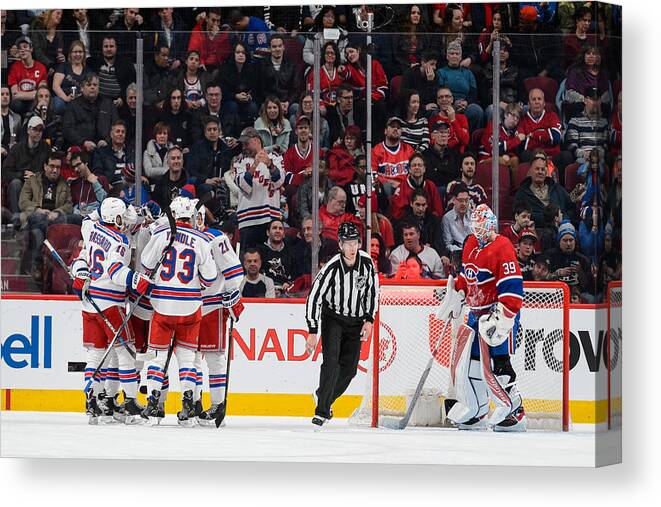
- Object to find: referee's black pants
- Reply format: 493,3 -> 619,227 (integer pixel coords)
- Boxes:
315,311 -> 364,419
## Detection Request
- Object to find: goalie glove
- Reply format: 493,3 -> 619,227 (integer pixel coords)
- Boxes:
127,271 -> 152,296
478,302 -> 516,347
72,269 -> 91,298
435,275 -> 466,322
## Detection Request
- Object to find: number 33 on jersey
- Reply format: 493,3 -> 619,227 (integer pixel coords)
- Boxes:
141,221 -> 218,316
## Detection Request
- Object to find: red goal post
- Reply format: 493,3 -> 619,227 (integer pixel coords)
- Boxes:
352,280 -> 570,431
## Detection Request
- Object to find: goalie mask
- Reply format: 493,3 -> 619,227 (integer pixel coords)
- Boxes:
170,196 -> 195,220
470,204 -> 497,247
100,197 -> 127,229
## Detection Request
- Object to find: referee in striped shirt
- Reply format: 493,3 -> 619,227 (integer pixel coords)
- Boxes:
305,222 -> 379,428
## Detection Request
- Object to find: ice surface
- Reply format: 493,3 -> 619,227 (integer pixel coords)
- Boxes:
0,411 -> 614,467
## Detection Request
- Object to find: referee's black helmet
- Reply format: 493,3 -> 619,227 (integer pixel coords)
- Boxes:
338,222 -> 360,242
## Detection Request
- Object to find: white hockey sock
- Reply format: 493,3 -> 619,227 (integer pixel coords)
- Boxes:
205,351 -> 227,405
104,349 -> 120,397
145,349 -> 169,397
193,352 -> 204,402
176,347 -> 197,393
160,376 -> 169,406
85,348 -> 106,397
116,346 -> 138,399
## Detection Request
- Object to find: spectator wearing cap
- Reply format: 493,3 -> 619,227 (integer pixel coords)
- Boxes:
445,152 -> 487,211
284,115 -> 320,188
441,184 -> 471,267
565,87 -> 609,163
326,83 -> 366,147
257,34 -> 301,115
92,119 -> 135,188
428,87 -> 469,153
399,89 -> 431,153
68,149 -> 109,220
1,85 -> 21,159
423,119 -> 461,193
187,8 -> 231,75
564,45 -> 612,122
190,83 -> 241,144
228,9 -> 271,60
401,49 -> 441,115
371,116 -> 415,194
88,36 -> 136,108
2,115 -> 51,217
436,41 -> 483,132
318,186 -> 362,242
517,228 -> 538,281
356,193 -> 395,255
514,151 -> 575,226
151,145 -> 197,208
254,95 -> 292,156
394,188 -> 443,256
63,73 -> 119,153
7,35 -> 48,115
390,152 -> 443,220
234,126 -> 289,253
532,254 -> 551,282
390,220 -> 446,279
479,102 -> 524,186
297,155 -> 331,224
187,116 -> 236,190
18,151 -> 73,281
328,125 -> 363,187
547,220 -> 596,303
218,41 -> 260,131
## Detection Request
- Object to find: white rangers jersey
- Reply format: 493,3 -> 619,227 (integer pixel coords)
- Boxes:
141,221 -> 218,316
127,220 -> 163,320
234,153 -> 290,229
72,218 -> 133,312
200,227 -> 244,315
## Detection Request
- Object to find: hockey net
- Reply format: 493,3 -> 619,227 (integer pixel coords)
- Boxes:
349,281 -> 570,431
607,281 -> 622,430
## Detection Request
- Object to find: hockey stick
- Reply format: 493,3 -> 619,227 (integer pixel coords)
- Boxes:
215,314 -> 234,428
381,315 -> 454,430
83,206 -> 177,393
44,239 -> 136,359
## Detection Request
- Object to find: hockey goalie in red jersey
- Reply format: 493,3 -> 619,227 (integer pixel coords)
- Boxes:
436,204 -> 526,432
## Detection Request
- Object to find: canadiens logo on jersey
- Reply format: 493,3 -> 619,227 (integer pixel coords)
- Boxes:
463,262 -> 479,284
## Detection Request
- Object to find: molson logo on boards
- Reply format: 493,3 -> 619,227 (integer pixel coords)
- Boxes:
1,316 -> 53,369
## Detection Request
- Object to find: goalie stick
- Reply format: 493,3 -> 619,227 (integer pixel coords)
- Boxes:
215,314 -> 235,428
44,239 -> 136,359
83,206 -> 177,393
381,315 -> 454,430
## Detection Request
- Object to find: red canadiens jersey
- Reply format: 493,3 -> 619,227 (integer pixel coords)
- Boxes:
371,141 -> 415,182
8,60 -> 47,92
454,234 -> 524,318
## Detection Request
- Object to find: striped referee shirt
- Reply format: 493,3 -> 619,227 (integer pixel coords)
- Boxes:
305,250 -> 379,334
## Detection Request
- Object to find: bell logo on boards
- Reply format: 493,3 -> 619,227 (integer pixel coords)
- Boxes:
1,315 -> 53,369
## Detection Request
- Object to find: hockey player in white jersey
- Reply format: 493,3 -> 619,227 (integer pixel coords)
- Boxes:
71,197 -> 152,424
140,196 -> 218,426
191,201 -> 244,425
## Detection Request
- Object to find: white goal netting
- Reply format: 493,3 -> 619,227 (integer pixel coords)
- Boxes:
349,281 -> 570,431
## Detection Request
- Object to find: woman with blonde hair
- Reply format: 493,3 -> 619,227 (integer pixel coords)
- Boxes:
52,40 -> 94,114
254,95 -> 292,155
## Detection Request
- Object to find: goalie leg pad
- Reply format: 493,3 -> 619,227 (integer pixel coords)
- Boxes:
205,351 -> 227,405
478,338 -> 513,425
487,355 -> 524,426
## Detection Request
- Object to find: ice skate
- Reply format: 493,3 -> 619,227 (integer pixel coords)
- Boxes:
177,390 -> 195,427
141,390 -> 161,424
121,398 -> 147,425
197,403 -> 226,427
493,406 -> 527,432
85,392 -> 103,425
311,415 -> 328,431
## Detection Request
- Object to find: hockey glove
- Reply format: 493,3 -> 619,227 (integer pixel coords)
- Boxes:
128,271 -> 152,296
435,275 -> 466,322
228,300 -> 245,322
72,269 -> 91,298
478,302 -> 516,347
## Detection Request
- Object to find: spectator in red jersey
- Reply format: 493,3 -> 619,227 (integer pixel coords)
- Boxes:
479,103 -> 525,187
517,228 -> 538,281
390,152 -> 443,220
187,8 -> 231,75
328,125 -> 363,187
428,87 -> 469,153
610,91 -> 622,157
306,41 -> 346,109
318,186 -> 362,241
518,88 -> 573,177
445,152 -> 487,211
7,36 -> 48,115
284,116 -> 315,187
371,117 -> 415,194
514,151 -> 575,226
356,193 -> 395,256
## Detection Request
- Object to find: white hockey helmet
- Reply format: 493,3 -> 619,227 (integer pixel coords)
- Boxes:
100,197 -> 127,227
170,196 -> 195,220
